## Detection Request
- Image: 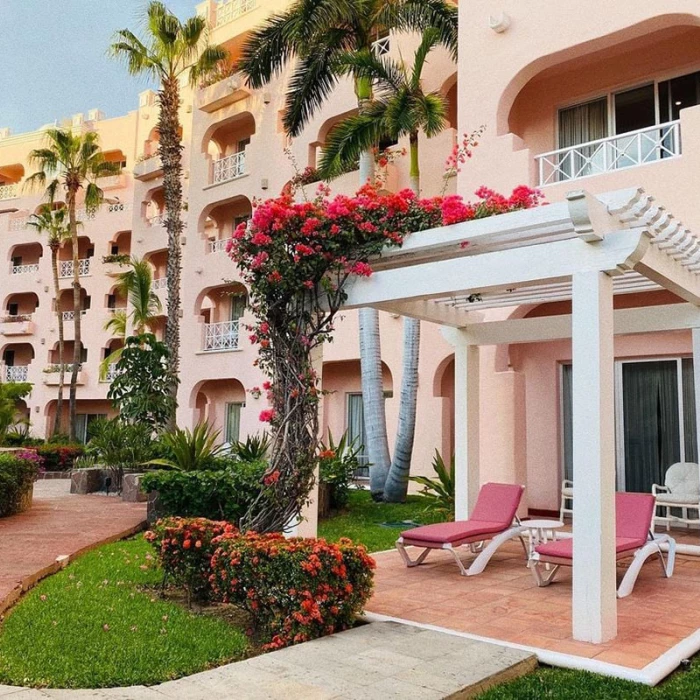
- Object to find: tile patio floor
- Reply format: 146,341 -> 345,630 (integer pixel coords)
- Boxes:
366,530 -> 700,670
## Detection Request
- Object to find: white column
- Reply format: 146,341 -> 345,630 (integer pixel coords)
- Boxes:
692,328 -> 700,462
571,270 -> 617,643
443,328 -> 480,520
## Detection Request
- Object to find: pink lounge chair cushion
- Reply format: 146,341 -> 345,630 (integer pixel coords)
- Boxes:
401,519 -> 507,545
616,492 -> 656,542
535,536 -> 646,560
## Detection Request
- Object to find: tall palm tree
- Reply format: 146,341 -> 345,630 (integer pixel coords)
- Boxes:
27,204 -> 72,436
27,129 -> 117,441
101,257 -> 163,377
240,0 -> 458,500
110,1 -> 227,427
318,32 -> 448,501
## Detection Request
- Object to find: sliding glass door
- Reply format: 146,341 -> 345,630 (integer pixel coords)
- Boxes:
561,359 -> 697,492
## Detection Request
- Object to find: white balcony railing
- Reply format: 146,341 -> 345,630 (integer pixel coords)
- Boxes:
59,258 -> 90,278
105,363 -> 121,382
209,238 -> 232,253
11,263 -> 39,275
372,36 -> 391,56
153,277 -> 167,290
213,151 -> 246,184
215,0 -> 256,27
8,217 -> 27,232
61,309 -> 88,321
0,184 -> 18,200
203,319 -> 240,351
147,213 -> 164,226
535,120 -> 681,186
5,365 -> 28,382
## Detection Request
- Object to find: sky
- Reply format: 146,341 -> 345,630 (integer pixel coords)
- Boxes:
0,0 -> 197,134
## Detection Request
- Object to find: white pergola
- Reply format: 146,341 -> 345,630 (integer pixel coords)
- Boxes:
344,187 -> 700,644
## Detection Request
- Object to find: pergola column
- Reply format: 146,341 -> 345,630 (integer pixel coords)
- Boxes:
571,270 -> 617,643
443,328 -> 480,520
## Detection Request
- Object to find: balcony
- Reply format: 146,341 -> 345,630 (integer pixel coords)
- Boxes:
134,155 -> 163,181
0,184 -> 18,201
535,120 -> 681,187
214,0 -> 257,27
5,365 -> 29,383
11,263 -> 39,275
208,238 -> 232,253
101,363 -> 121,383
43,365 -> 85,385
212,152 -> 246,185
0,316 -> 34,337
59,258 -> 90,278
153,277 -> 167,291
203,320 -> 240,352
61,310 -> 88,321
197,73 -> 251,113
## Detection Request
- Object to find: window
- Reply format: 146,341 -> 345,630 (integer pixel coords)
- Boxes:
76,413 -> 107,444
4,350 -> 15,367
7,303 -> 18,317
107,294 -> 116,310
347,393 -> 369,477
224,402 -> 242,444
236,138 -> 250,153
229,295 -> 246,321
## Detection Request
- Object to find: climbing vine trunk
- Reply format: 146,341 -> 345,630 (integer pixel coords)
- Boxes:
158,76 -> 184,428
384,135 -> 421,501
50,243 -> 65,435
66,189 -> 81,442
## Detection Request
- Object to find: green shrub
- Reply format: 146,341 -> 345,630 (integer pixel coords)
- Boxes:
230,433 -> 270,462
148,422 -> 224,472
0,452 -> 41,517
35,444 -> 85,471
140,460 -> 267,524
410,450 -> 454,517
210,531 -> 375,649
318,430 -> 363,510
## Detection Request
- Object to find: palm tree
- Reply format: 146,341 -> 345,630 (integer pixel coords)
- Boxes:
102,257 -> 163,377
27,204 -> 72,436
110,1 -> 228,427
27,129 -> 117,441
318,32 -> 448,501
240,0 -> 458,500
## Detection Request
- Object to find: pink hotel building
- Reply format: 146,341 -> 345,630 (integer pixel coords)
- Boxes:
0,0 -> 699,516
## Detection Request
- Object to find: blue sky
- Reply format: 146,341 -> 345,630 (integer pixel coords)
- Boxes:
0,0 -> 197,134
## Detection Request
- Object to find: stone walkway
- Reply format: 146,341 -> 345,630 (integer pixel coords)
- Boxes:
0,480 -> 146,614
0,621 -> 536,699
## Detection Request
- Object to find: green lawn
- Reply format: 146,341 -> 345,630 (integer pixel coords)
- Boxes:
0,537 -> 248,689
319,488 -> 444,553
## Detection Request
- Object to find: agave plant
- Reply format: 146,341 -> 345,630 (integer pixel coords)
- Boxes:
149,422 -> 224,472
410,450 -> 454,517
230,433 -> 270,462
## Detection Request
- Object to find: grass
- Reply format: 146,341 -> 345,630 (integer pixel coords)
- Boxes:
319,488 -> 444,553
0,537 -> 248,689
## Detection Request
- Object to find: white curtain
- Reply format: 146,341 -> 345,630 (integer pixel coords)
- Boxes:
224,402 -> 242,444
347,393 -> 369,476
558,98 -> 608,179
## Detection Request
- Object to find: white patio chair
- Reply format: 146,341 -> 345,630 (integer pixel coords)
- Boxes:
652,462 -> 700,531
559,479 -> 574,522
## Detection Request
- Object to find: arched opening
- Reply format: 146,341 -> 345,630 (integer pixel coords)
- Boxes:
1,342 -> 35,383
433,355 -> 455,463
57,236 -> 93,278
57,288 -> 90,320
46,399 -> 115,444
105,283 -> 127,314
107,230 -> 131,258
144,249 -> 168,289
309,110 -> 360,173
8,242 -> 42,273
204,112 -> 256,185
142,186 -> 165,226
197,282 -> 248,352
193,378 -> 247,443
3,292 -> 39,319
201,196 -> 252,253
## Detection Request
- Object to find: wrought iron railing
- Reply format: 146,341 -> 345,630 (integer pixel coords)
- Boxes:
215,0 -> 256,26
203,319 -> 240,351
535,120 -> 681,186
212,151 -> 246,184
59,258 -> 90,278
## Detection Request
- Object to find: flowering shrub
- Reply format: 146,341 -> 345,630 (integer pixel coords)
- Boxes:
210,531 -> 375,649
35,444 -> 84,471
229,183 -> 543,532
145,517 -> 237,602
0,452 -> 42,517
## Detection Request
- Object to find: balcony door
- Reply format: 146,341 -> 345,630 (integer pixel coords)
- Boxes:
558,98 -> 608,179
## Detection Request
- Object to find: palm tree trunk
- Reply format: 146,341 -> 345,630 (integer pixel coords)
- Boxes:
384,132 -> 421,502
67,191 -> 81,442
158,76 -> 184,429
50,244 -> 65,436
355,73 -> 391,497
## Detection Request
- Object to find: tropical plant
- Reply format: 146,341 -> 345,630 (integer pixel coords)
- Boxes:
101,257 -> 163,377
110,2 -> 228,426
107,333 -> 176,431
0,452 -> 42,518
0,382 -> 32,443
318,430 -> 364,510
319,30 -> 451,501
240,0 -> 458,499
28,205 -> 71,436
26,129 -> 118,441
148,422 -> 224,472
410,449 -> 454,516
230,432 -> 270,462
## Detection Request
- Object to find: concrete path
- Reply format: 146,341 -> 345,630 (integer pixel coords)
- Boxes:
0,480 -> 146,614
0,621 -> 536,699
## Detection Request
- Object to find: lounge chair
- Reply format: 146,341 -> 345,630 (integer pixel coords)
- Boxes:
396,482 -> 526,576
652,462 -> 700,530
559,479 -> 574,521
530,492 -> 676,598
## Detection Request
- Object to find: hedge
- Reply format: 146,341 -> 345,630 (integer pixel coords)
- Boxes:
35,444 -> 85,471
0,451 -> 42,517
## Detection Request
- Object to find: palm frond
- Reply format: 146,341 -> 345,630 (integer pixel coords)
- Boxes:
410,27 -> 441,91
333,49 -> 404,93
104,309 -> 127,337
188,45 -> 229,87
415,92 -> 448,137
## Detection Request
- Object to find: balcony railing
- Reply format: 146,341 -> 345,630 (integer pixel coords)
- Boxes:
8,216 -> 27,232
61,309 -> 88,321
203,319 -> 240,351
105,363 -> 121,382
372,36 -> 391,56
59,258 -> 90,278
209,238 -> 232,253
215,0 -> 256,26
11,263 -> 39,275
153,277 -> 167,290
0,184 -> 18,200
5,365 -> 28,382
147,213 -> 164,226
212,151 -> 246,184
535,120 -> 681,186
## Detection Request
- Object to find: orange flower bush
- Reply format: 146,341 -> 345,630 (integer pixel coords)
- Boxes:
210,531 -> 375,649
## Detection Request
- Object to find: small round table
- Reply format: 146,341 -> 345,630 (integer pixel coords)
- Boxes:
521,519 -> 565,565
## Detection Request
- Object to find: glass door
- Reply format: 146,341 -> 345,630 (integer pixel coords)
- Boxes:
613,84 -> 658,167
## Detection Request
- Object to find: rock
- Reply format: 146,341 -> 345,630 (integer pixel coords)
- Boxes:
122,473 -> 148,503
